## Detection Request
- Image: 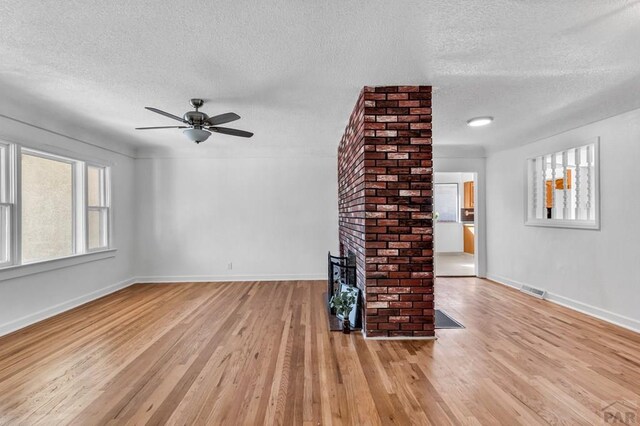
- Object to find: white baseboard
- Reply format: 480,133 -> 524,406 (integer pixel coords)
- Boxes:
135,274 -> 326,283
485,274 -> 522,290
487,274 -> 640,334
0,277 -> 137,337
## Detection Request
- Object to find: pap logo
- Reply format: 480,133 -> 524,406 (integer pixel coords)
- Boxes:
601,401 -> 638,424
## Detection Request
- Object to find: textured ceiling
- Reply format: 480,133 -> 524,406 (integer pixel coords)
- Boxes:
1,1 -> 639,157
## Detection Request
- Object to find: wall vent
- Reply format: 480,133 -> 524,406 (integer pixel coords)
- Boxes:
520,285 -> 546,299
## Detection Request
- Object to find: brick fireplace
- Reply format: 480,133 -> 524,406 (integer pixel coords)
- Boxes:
338,86 -> 434,338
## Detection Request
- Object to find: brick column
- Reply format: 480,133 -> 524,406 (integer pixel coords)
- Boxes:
338,85 -> 434,338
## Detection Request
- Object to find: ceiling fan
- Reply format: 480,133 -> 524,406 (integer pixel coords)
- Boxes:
136,98 -> 253,143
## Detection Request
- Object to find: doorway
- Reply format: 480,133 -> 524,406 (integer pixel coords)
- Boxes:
434,172 -> 476,276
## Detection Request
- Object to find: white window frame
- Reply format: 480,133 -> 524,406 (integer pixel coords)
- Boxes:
525,137 -> 600,230
0,140 -> 113,273
0,143 -> 16,268
85,164 -> 111,252
19,148 -> 84,263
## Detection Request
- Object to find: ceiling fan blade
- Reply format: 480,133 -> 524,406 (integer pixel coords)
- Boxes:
136,126 -> 188,130
209,126 -> 254,138
205,112 -> 241,126
145,107 -> 186,123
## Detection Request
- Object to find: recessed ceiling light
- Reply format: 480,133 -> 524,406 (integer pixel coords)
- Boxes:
467,116 -> 493,127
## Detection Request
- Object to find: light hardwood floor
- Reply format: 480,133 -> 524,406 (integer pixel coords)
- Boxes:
1,278 -> 639,425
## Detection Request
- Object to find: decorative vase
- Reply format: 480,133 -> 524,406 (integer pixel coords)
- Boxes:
342,317 -> 350,334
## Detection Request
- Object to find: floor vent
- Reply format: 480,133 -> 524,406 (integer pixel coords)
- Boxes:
435,309 -> 464,329
520,285 -> 546,299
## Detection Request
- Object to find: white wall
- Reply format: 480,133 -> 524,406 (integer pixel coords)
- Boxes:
486,108 -> 640,332
0,116 -> 137,336
134,156 -> 339,281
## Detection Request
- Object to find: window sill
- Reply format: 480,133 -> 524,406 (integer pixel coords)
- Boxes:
0,249 -> 117,282
525,219 -> 600,230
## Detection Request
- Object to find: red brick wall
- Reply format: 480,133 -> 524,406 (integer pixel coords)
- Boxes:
338,85 -> 434,338
337,90 -> 366,290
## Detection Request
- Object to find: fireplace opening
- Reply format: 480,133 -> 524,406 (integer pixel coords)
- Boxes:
327,251 -> 361,330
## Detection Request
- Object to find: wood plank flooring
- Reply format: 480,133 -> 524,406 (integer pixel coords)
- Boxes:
1,278 -> 639,425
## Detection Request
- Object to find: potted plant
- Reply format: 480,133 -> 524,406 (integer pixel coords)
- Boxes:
330,289 -> 356,334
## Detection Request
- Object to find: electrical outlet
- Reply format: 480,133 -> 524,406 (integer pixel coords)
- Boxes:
227,262 -> 233,270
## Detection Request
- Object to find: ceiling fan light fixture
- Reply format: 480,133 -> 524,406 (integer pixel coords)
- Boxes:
183,128 -> 211,143
467,116 -> 494,127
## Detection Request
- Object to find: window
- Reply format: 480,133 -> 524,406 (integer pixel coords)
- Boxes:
0,142 -> 111,269
526,139 -> 599,229
0,143 -> 13,267
434,183 -> 458,222
87,165 -> 109,250
21,151 -> 75,263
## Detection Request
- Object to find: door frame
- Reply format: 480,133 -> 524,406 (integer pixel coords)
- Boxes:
433,159 -> 486,278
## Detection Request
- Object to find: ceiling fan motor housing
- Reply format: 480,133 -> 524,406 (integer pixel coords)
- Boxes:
183,110 -> 208,126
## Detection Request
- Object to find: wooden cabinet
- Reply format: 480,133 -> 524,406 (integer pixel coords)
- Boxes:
463,224 -> 475,254
462,181 -> 475,254
463,181 -> 475,209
